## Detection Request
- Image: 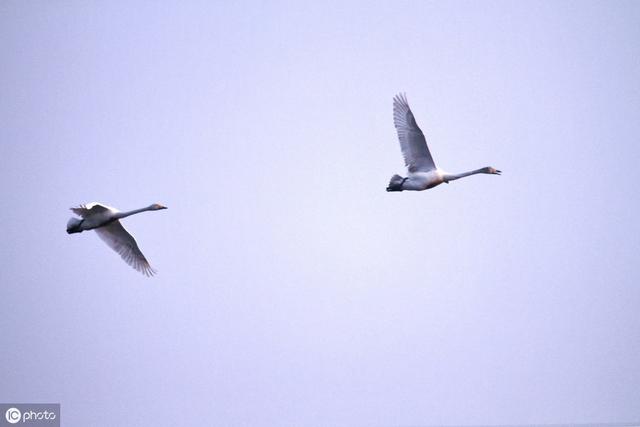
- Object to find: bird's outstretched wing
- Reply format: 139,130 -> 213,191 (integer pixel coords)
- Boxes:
393,93 -> 436,172
94,220 -> 156,277
70,203 -> 113,218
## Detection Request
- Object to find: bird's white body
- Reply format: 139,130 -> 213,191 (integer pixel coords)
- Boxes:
387,93 -> 500,192
401,169 -> 446,191
67,202 -> 167,277
69,203 -> 119,230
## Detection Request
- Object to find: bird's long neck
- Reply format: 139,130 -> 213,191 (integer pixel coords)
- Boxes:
443,168 -> 486,182
114,206 -> 152,220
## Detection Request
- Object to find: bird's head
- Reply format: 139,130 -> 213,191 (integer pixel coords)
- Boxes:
483,166 -> 501,175
149,203 -> 168,210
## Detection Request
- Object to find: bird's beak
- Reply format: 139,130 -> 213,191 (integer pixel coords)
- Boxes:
495,170 -> 502,175
160,205 -> 168,209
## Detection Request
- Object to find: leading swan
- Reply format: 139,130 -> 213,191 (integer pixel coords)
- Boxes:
387,93 -> 501,192
67,202 -> 167,276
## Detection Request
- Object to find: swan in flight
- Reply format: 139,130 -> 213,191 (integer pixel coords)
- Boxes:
387,93 -> 501,192
67,202 -> 167,276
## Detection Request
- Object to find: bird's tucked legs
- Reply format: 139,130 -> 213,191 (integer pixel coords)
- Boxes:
386,175 -> 408,192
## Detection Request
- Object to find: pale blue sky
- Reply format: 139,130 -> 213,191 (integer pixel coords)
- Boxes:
1,1 -> 639,426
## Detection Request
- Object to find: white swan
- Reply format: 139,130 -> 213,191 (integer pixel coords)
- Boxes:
67,202 -> 167,276
387,93 -> 501,192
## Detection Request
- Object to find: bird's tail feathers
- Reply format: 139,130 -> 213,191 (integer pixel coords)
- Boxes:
67,217 -> 83,234
386,174 -> 405,192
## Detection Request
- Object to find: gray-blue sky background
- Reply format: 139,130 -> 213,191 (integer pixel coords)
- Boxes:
1,1 -> 639,426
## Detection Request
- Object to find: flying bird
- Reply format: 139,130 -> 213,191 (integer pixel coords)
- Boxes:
387,93 -> 501,192
67,202 -> 167,276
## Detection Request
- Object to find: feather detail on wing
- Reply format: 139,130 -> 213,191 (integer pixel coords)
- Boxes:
70,203 -> 114,218
94,220 -> 156,277
393,93 -> 436,172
